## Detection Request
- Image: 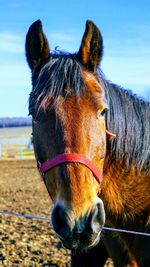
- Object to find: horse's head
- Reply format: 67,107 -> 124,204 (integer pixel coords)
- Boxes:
26,20 -> 108,251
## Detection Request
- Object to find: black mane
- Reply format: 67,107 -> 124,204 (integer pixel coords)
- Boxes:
29,53 -> 150,173
101,77 -> 150,173
29,53 -> 86,116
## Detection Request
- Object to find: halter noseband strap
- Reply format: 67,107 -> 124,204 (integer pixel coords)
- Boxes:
37,130 -> 116,187
38,153 -> 103,184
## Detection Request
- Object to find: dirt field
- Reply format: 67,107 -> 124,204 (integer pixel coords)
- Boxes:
0,160 -> 113,267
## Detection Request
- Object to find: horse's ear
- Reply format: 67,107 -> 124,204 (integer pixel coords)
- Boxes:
77,20 -> 103,71
25,20 -> 50,71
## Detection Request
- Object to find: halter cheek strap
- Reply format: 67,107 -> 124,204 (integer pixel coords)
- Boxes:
106,129 -> 116,141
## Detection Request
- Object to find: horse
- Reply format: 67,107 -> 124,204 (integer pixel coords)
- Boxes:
25,20 -> 150,266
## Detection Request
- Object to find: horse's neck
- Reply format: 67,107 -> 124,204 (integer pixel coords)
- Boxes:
102,156 -> 150,224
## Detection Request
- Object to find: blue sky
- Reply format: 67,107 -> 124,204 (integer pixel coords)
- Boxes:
0,0 -> 150,117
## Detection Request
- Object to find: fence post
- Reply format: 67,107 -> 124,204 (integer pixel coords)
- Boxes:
20,147 -> 23,159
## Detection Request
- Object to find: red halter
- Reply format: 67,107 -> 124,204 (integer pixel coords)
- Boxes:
38,153 -> 103,184
37,130 -> 116,192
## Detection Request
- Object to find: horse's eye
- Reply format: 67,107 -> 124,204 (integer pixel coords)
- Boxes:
31,111 -> 45,123
98,108 -> 108,118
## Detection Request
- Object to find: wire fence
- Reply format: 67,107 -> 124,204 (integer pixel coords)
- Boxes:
0,144 -> 34,160
0,211 -> 150,237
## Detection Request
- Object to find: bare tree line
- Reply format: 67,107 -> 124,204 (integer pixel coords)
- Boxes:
0,117 -> 32,128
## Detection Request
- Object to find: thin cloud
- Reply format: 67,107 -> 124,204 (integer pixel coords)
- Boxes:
102,23 -> 150,96
0,33 -> 24,54
48,30 -> 81,52
102,54 -> 150,100
0,63 -> 30,87
126,24 -> 150,39
49,32 -> 78,42
104,39 -> 150,59
104,22 -> 150,59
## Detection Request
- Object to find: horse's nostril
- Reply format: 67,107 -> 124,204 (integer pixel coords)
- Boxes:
51,203 -> 72,239
90,201 -> 105,234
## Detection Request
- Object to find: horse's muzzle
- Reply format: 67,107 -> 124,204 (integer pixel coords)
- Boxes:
51,199 -> 105,250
